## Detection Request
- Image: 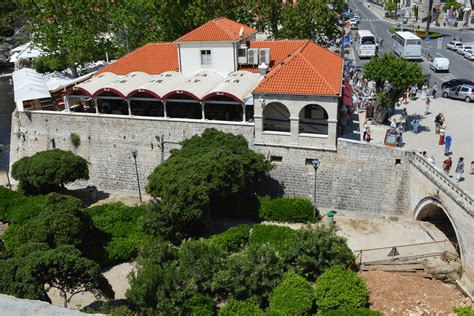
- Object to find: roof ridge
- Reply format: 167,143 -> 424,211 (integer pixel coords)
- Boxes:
213,19 -> 239,39
259,40 -> 309,82
298,44 -> 339,94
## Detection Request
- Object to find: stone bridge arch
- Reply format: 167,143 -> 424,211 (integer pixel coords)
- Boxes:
413,197 -> 463,259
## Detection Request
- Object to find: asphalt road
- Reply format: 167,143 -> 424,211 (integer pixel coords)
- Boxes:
347,0 -> 474,88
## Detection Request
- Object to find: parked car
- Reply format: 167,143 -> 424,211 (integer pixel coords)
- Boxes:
441,78 -> 474,90
430,57 -> 450,72
456,45 -> 472,55
353,15 -> 361,22
464,51 -> 474,61
442,85 -> 474,102
349,19 -> 359,29
446,41 -> 463,50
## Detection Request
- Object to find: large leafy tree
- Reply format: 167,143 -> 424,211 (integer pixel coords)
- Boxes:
0,242 -> 114,307
364,53 -> 423,122
146,128 -> 271,242
11,149 -> 89,194
278,0 -> 343,41
35,244 -> 114,307
19,0 -> 114,77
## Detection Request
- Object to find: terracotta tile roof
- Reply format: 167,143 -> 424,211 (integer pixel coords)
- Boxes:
255,41 -> 343,96
175,17 -> 257,42
239,40 -> 307,72
96,43 -> 179,75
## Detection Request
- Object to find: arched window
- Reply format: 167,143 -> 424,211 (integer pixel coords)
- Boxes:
263,102 -> 290,133
299,104 -> 329,134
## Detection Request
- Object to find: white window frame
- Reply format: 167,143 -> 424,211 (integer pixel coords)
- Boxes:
200,49 -> 212,66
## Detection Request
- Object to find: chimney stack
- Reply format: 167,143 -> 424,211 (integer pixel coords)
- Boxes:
258,62 -> 268,78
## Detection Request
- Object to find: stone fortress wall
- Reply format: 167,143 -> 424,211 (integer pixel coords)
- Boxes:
10,110 -> 411,215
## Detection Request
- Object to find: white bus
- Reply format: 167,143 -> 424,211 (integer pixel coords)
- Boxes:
392,31 -> 422,60
355,30 -> 377,58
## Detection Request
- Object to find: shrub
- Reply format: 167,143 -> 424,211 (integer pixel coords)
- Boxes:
210,224 -> 251,253
70,133 -> 81,147
314,265 -> 369,312
218,299 -> 262,316
183,294 -> 215,315
268,272 -> 315,315
11,149 -> 89,194
85,202 -> 148,264
320,307 -> 382,316
213,244 -> 285,305
249,224 -> 297,254
0,187 -> 47,224
454,306 -> 474,316
287,226 -> 355,281
258,196 -> 316,223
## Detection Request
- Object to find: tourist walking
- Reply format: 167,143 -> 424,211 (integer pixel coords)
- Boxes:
438,126 -> 445,145
366,126 -> 372,143
400,108 -> 408,129
411,85 -> 418,100
411,117 -> 420,134
443,157 -> 452,175
432,83 -> 438,99
434,113 -> 445,134
396,126 -> 404,147
363,120 -> 369,141
444,134 -> 452,155
455,157 -> 464,182
424,96 -> 431,115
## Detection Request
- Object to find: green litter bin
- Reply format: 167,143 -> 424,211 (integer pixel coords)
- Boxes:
325,211 -> 335,225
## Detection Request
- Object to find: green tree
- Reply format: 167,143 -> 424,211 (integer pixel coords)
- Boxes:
364,53 -> 423,122
218,299 -> 263,315
268,272 -> 315,315
146,129 -> 271,242
11,149 -> 89,194
285,225 -> 354,281
34,245 -> 114,307
314,265 -> 369,312
385,0 -> 396,12
2,193 -> 105,261
278,0 -> 343,41
19,0 -> 114,77
213,243 -> 285,305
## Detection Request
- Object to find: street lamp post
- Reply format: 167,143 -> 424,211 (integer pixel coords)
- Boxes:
0,144 -> 11,189
130,149 -> 142,203
311,159 -> 321,219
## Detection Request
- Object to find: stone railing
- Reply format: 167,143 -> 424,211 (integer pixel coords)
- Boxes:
409,151 -> 474,217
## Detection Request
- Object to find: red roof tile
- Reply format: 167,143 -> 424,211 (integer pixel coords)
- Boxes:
96,43 -> 179,75
255,41 -> 343,96
175,17 -> 257,42
240,40 -> 307,72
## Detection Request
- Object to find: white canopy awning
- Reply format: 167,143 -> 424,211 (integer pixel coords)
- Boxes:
164,70 -> 224,101
128,71 -> 186,99
71,72 -> 119,96
12,68 -> 51,104
203,71 -> 261,102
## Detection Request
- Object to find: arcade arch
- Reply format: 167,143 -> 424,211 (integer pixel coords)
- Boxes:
299,104 -> 329,135
262,102 -> 290,132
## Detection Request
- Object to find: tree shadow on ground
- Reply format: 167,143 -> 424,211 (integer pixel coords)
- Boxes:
256,175 -> 285,198
65,187 -> 110,207
340,112 -> 361,141
82,299 -> 129,314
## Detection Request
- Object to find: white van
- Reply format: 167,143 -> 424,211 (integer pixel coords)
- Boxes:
430,57 -> 450,72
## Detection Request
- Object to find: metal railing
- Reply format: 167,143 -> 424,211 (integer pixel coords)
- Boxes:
410,151 -> 474,217
353,239 -> 460,267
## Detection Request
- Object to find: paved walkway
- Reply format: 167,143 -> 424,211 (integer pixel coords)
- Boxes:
358,96 -> 474,194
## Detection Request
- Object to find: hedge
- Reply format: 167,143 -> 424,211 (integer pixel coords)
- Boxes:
0,187 -> 47,224
258,196 -> 316,223
85,202 -> 148,264
249,224 -> 297,254
182,294 -> 215,315
320,307 -> 382,316
218,299 -> 262,315
268,272 -> 315,315
388,27 -> 444,39
210,224 -> 250,253
315,265 -> 369,312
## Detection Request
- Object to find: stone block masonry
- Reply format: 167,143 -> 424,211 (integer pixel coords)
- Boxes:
10,111 -> 411,215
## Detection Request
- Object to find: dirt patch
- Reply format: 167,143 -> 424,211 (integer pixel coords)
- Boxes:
361,270 -> 472,315
344,218 -> 381,234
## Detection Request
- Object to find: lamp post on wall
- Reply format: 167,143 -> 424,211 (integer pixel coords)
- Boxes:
130,149 -> 142,203
0,144 -> 11,189
311,159 -> 321,219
